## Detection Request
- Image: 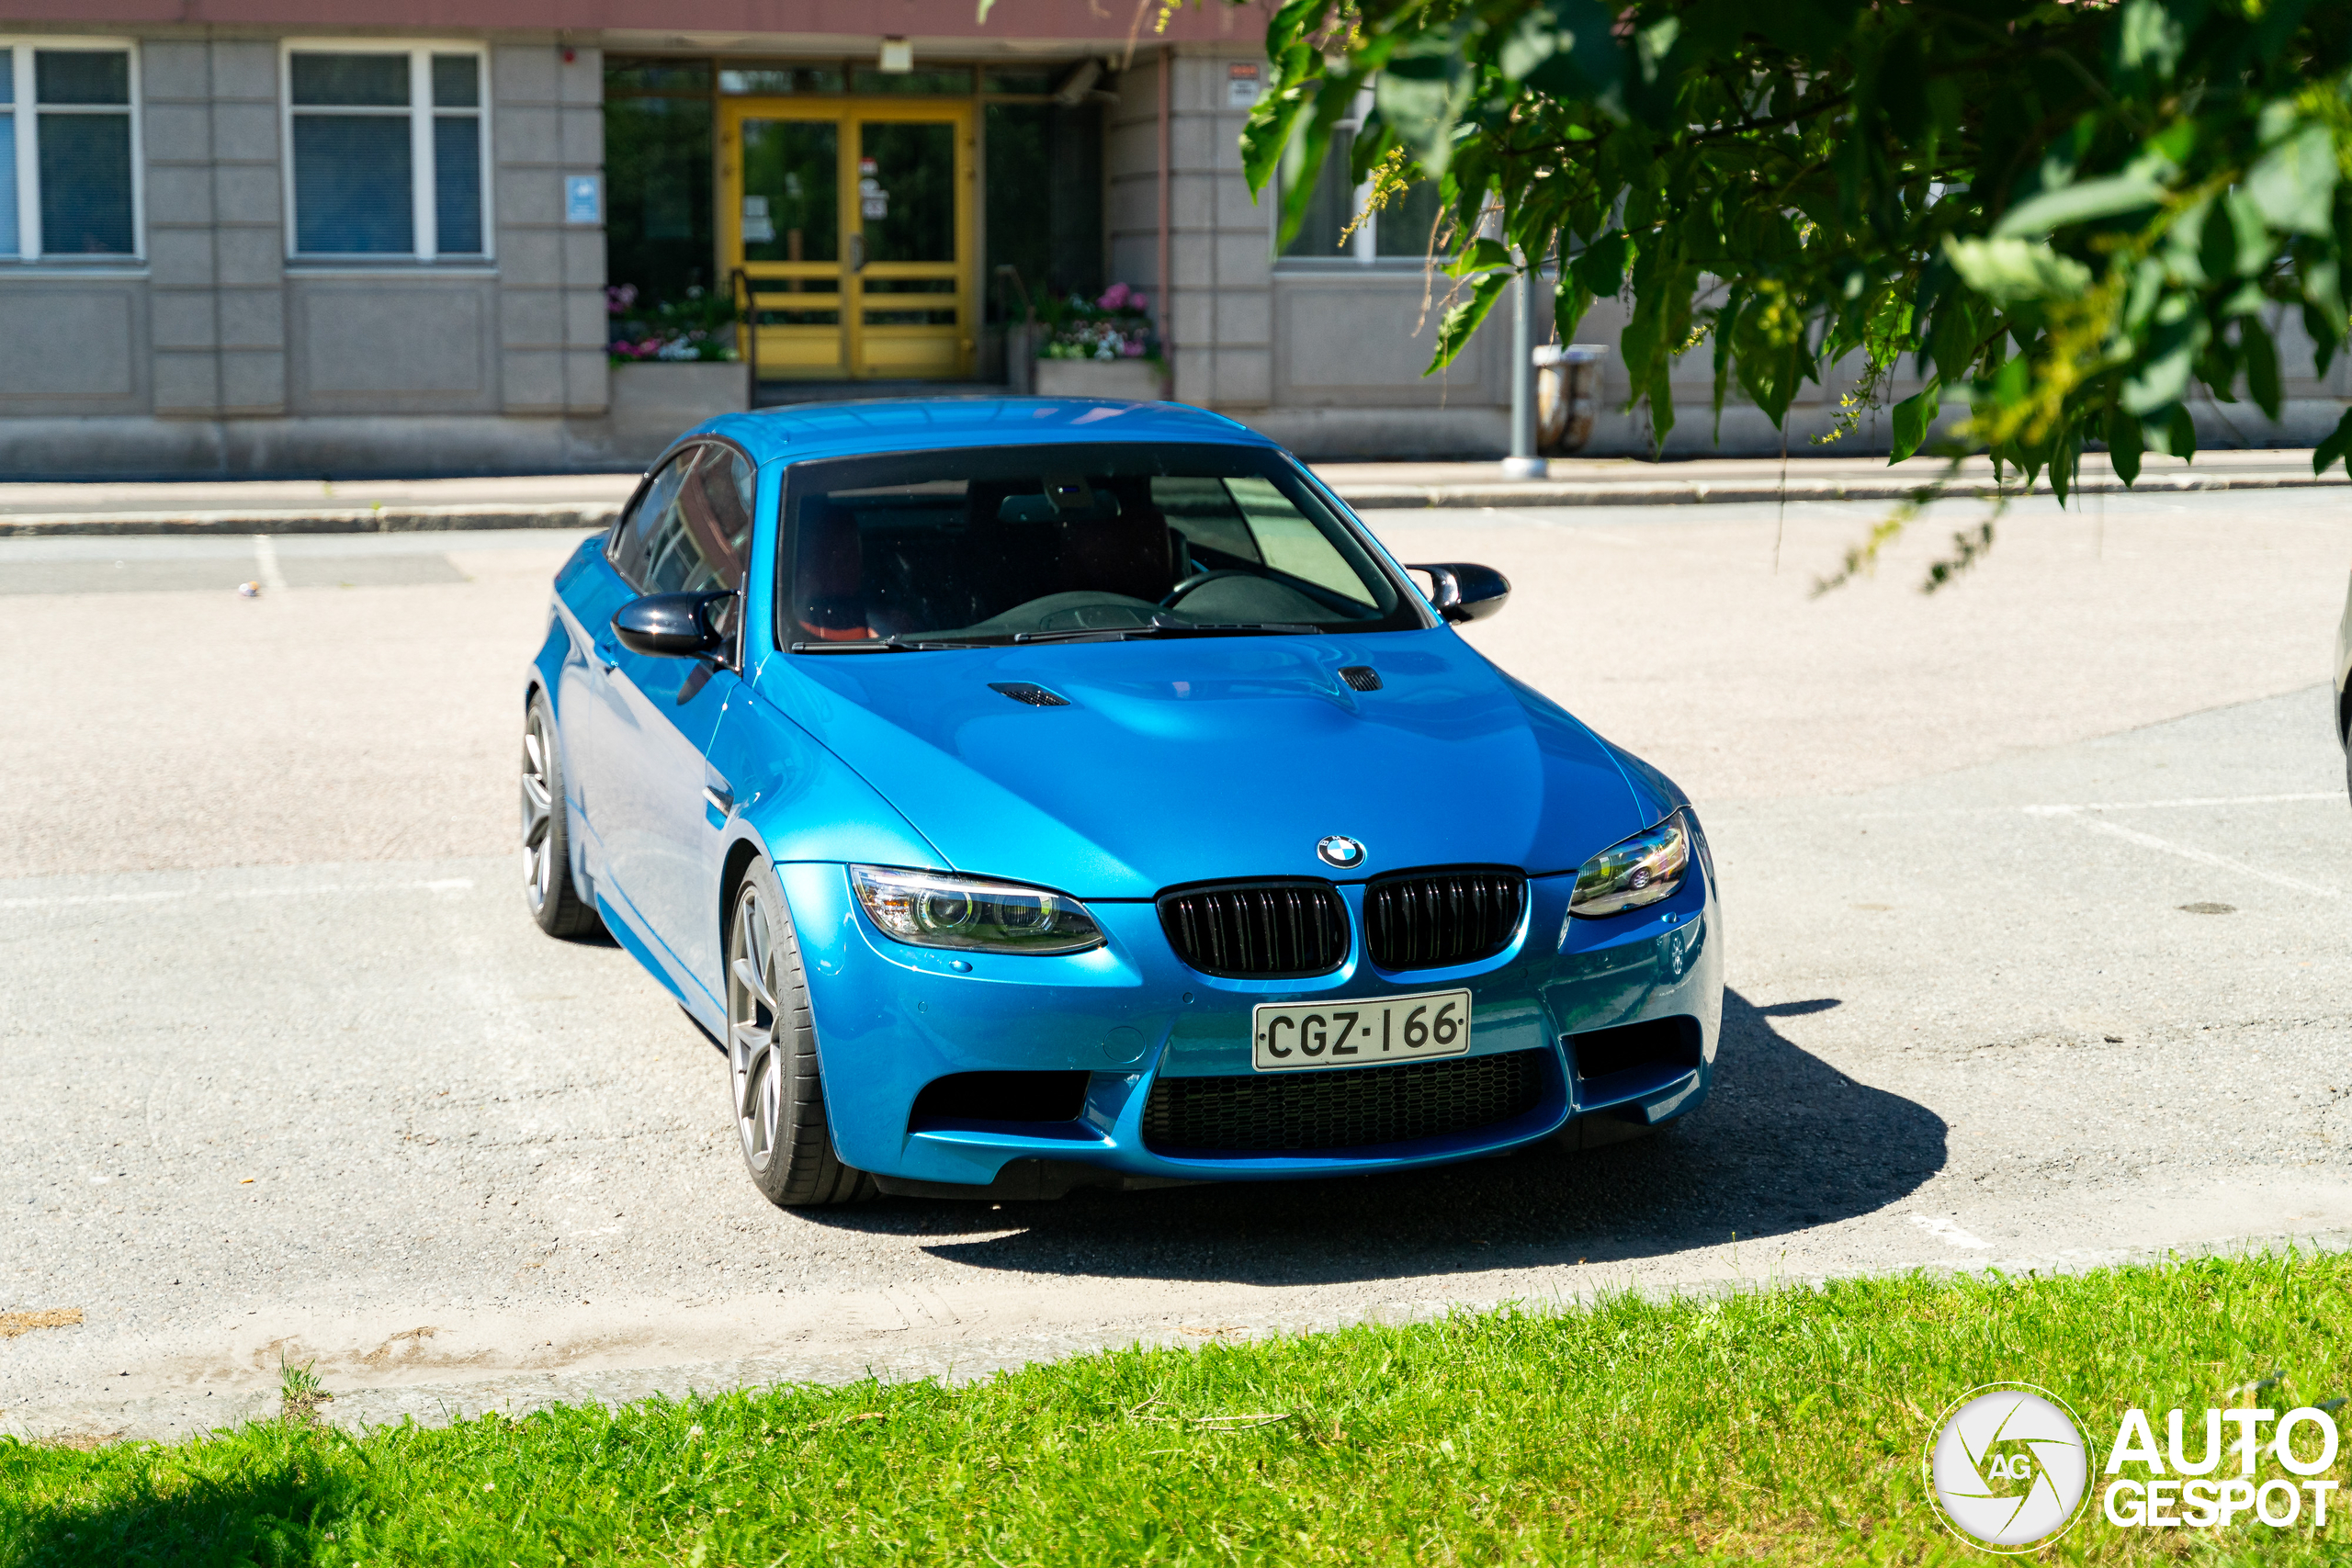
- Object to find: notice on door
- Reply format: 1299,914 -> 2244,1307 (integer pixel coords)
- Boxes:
741,195 -> 775,243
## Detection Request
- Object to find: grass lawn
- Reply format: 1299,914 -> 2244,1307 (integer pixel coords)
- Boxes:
6,1252 -> 2351,1565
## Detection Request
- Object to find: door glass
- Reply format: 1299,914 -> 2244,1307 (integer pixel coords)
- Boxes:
741,118 -> 837,264
608,447 -> 696,590
639,446 -> 751,596
858,121 -> 954,264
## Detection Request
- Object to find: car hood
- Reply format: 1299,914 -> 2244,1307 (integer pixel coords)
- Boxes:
749,629 -> 1650,899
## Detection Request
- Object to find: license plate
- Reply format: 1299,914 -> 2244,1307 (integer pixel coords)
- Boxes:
1250,988 -> 1473,1072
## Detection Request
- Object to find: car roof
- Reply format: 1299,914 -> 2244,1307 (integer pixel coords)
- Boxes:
684,397 -> 1283,468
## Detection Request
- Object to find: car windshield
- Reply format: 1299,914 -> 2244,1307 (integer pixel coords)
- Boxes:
776,442 -> 1422,649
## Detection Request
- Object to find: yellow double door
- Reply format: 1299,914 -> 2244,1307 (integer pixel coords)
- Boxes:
720,99 -> 976,381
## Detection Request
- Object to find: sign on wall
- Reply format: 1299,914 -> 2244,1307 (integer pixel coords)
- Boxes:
565,175 -> 604,226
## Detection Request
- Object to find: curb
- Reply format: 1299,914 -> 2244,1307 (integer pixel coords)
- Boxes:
0,468 -> 2338,536
1336,468 -> 2346,510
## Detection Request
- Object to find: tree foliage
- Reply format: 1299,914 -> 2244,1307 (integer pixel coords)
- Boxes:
1240,0 -> 2352,520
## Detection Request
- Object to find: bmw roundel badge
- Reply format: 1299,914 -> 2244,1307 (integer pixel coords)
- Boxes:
1316,835 -> 1367,870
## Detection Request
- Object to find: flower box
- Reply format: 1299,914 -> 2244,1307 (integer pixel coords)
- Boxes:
1032,358 -> 1167,400
605,362 -> 749,459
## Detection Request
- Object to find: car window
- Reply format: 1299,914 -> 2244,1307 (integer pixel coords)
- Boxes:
611,444 -> 753,596
607,446 -> 696,592
775,442 -> 1419,648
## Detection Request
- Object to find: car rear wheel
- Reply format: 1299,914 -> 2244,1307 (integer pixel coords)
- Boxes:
522,692 -> 600,938
728,862 -> 875,1206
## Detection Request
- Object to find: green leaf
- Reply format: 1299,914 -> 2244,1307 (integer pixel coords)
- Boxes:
2313,407 -> 2352,478
2121,295 -> 2208,415
1374,35 -> 1471,177
1569,231 -> 1633,298
1992,174 -> 2163,239
2170,404 -> 2199,463
2246,122 -> 2338,237
2239,316 -> 2283,422
2106,401 -> 2143,486
1451,238 -> 1515,280
2117,0 -> 2188,78
1889,381 -> 1943,463
1261,0 -> 1321,55
1944,237 -> 2093,306
1272,75 -> 1364,251
1428,272 -> 1512,375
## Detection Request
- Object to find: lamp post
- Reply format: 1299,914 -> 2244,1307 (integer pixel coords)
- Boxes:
1501,261 -> 1547,479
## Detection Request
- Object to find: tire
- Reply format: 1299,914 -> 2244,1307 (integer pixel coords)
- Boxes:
726,860 -> 875,1206
521,690 -> 601,938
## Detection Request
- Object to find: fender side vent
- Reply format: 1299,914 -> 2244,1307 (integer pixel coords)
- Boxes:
989,682 -> 1070,707
1339,665 -> 1382,692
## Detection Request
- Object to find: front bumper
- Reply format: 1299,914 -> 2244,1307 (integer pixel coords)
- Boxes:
782,856 -> 1723,1189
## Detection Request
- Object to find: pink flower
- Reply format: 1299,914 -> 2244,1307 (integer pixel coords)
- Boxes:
1097,282 -> 1131,310
1127,292 -> 1149,315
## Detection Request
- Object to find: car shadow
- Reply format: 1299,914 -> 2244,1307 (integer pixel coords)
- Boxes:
802,987 -> 1947,1287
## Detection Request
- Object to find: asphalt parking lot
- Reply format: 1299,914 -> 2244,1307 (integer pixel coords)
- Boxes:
4,486 -> 2349,1440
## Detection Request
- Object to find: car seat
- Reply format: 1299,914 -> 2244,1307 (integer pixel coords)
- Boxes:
792,503 -> 873,642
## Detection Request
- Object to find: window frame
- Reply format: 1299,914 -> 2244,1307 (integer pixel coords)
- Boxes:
278,39 -> 492,265
2,37 -> 144,265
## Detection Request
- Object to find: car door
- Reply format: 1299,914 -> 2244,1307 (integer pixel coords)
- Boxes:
588,442 -> 758,1001
562,448 -> 692,894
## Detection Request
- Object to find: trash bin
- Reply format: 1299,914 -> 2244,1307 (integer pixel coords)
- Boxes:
1533,344 -> 1608,456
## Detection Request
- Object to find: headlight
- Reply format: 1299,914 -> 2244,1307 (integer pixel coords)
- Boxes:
1568,812 -> 1693,919
850,865 -> 1104,954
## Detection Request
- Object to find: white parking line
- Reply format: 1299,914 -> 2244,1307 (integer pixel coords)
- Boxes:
252,534 -> 288,592
0,877 -> 474,911
1910,1214 -> 1993,1249
2021,792 -> 2340,813
1849,791 -> 2342,822
2030,809 -> 2343,899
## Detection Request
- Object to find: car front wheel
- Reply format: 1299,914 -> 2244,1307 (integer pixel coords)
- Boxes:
727,861 -> 874,1206
522,691 -> 600,938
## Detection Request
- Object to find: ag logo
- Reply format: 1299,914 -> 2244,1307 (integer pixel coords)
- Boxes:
1316,835 -> 1366,870
1925,1383 -> 2090,1552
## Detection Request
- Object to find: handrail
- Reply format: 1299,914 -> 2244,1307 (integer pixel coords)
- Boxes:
729,266 -> 759,395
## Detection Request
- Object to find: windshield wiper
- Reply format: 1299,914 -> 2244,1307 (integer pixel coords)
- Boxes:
1012,617 -> 1320,645
789,637 -> 992,654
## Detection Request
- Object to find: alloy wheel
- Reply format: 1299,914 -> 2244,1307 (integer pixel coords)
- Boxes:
521,710 -> 557,912
729,886 -> 786,1172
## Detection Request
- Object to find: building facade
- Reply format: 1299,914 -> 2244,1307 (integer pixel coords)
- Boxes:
1,3 -> 2342,479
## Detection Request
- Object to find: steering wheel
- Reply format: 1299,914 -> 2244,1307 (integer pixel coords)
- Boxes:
1159,570 -> 1258,610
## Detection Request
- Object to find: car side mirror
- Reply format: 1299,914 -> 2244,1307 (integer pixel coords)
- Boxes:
1408,562 -> 1510,624
612,592 -> 732,659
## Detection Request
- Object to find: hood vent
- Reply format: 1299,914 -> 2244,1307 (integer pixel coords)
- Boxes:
989,682 -> 1070,707
1339,665 -> 1383,692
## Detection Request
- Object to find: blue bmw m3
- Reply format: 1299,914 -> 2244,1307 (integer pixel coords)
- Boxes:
523,399 -> 1722,1205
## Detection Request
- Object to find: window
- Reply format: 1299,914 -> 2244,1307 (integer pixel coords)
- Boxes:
605,59 -> 715,302
1274,89 -> 1442,266
610,443 -> 755,595
775,443 -> 1417,649
283,43 -> 487,260
2,41 -> 141,261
